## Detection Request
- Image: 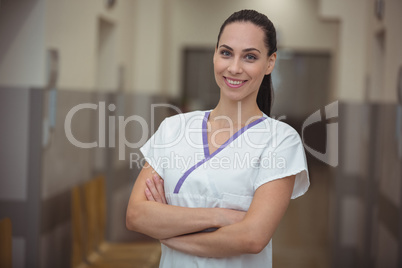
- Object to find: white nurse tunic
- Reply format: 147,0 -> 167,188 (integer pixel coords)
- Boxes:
140,110 -> 310,268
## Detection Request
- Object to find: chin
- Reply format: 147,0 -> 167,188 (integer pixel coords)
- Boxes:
221,87 -> 256,102
221,92 -> 249,103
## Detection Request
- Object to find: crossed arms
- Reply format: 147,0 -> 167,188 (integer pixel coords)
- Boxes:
126,161 -> 295,257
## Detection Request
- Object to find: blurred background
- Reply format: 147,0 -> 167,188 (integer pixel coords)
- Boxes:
0,0 -> 401,267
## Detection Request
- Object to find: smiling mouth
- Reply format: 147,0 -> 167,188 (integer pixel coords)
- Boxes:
224,77 -> 247,87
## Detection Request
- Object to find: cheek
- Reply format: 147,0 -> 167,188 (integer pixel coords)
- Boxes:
213,61 -> 224,74
252,65 -> 268,79
245,67 -> 266,89
213,63 -> 223,84
214,57 -> 229,74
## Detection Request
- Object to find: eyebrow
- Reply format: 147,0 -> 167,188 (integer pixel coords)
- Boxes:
219,44 -> 261,54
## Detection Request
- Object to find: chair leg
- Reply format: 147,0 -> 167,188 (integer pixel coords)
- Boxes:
0,218 -> 12,268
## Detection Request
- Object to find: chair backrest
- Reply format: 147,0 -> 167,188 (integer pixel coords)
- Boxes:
95,176 -> 107,245
78,175 -> 109,258
83,179 -> 99,255
71,186 -> 85,268
0,217 -> 12,268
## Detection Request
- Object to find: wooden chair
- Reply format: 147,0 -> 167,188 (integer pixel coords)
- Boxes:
0,217 -> 12,268
71,178 -> 161,268
87,176 -> 161,263
71,187 -> 85,268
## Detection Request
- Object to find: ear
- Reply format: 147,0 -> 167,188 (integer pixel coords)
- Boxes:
265,52 -> 277,75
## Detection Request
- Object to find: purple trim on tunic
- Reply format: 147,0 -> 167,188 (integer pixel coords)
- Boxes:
202,111 -> 211,158
173,111 -> 267,194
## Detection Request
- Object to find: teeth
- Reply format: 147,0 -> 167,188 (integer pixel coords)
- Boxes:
226,78 -> 244,85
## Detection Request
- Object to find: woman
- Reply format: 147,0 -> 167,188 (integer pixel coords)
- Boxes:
126,9 -> 309,267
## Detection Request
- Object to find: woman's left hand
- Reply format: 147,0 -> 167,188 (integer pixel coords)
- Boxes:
145,174 -> 167,204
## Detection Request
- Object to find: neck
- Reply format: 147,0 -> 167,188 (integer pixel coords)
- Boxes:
210,96 -> 262,127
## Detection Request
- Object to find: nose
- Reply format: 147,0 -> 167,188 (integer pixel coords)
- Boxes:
227,58 -> 243,74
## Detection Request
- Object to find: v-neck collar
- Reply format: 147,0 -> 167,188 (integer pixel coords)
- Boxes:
202,110 -> 267,159
173,110 -> 267,194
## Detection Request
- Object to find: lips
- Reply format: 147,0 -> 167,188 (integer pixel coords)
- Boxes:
224,77 -> 247,88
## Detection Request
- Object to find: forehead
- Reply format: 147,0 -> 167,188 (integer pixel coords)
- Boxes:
219,22 -> 267,51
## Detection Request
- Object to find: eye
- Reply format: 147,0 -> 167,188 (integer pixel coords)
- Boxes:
220,50 -> 231,57
245,54 -> 257,61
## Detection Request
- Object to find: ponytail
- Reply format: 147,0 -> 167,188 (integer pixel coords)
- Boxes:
257,74 -> 274,117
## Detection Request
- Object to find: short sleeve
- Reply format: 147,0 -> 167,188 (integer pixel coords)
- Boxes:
254,130 -> 310,199
139,119 -> 166,178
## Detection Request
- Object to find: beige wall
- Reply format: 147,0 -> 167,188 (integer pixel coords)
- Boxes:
0,0 -> 46,88
131,0 -> 166,94
377,0 -> 402,103
320,0 -> 401,103
46,0 -> 135,91
0,0 -> 136,91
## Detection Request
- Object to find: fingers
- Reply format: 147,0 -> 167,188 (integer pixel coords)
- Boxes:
145,176 -> 167,204
146,178 -> 162,203
145,187 -> 155,201
153,175 -> 167,204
